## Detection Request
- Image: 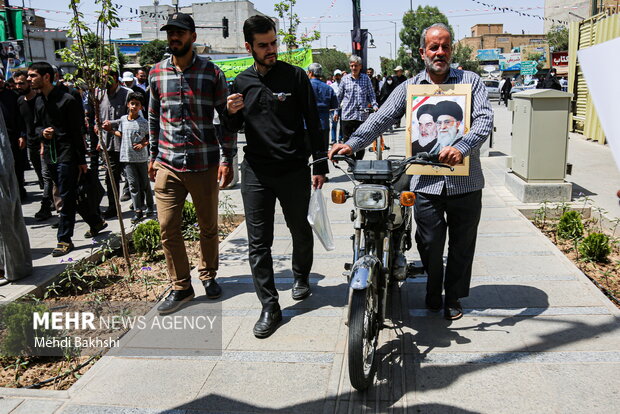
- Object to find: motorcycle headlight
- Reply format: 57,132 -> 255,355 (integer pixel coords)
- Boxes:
354,185 -> 389,210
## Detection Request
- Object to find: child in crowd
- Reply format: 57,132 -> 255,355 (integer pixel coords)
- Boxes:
112,92 -> 154,224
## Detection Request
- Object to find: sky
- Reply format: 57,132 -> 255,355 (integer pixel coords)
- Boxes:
26,0 -> 546,72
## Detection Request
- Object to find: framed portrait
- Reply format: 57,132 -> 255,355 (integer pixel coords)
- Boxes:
405,84 -> 472,176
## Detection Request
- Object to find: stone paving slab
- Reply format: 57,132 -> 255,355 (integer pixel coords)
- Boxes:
0,399 -> 22,414
70,359 -> 217,409
9,399 -> 63,414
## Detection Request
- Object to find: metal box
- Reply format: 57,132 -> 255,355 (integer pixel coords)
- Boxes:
510,89 -> 573,182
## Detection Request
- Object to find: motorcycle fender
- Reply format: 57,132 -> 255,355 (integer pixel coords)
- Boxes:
349,255 -> 381,290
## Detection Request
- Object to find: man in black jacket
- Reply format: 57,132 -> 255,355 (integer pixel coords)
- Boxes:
30,62 -> 106,256
0,71 -> 26,200
223,15 -> 328,338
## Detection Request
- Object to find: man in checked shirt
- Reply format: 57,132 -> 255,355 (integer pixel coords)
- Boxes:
330,23 -> 493,321
148,13 -> 237,315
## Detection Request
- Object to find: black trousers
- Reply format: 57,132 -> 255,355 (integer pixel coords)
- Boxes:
414,189 -> 482,301
105,150 -> 123,212
49,163 -> 100,243
241,160 -> 313,312
28,145 -> 43,188
341,120 -> 365,160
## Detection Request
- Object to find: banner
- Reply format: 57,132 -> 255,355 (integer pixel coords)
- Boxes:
1,40 -> 26,78
476,48 -> 501,61
213,48 -> 313,81
520,44 -> 550,70
552,51 -> 568,67
499,52 -> 521,71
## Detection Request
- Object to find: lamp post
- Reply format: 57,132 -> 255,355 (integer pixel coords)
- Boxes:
390,21 -> 397,60
387,41 -> 392,59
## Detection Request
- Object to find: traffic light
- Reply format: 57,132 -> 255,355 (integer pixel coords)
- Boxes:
222,17 -> 229,39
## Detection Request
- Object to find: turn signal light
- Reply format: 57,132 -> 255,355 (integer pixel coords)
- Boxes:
332,189 -> 347,204
400,192 -> 416,206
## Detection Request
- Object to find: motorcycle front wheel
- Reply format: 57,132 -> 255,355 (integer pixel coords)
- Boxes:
348,288 -> 379,391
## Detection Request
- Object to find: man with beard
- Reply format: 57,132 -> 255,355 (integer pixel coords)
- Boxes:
30,62 -> 107,257
95,66 -> 132,218
148,13 -> 236,315
430,100 -> 463,154
15,70 -> 54,220
0,70 -> 26,200
223,15 -> 327,338
330,23 -> 493,321
411,104 -> 438,154
136,68 -> 149,91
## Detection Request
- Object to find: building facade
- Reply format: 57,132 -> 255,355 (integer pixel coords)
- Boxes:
458,24 -> 547,60
139,0 -> 278,54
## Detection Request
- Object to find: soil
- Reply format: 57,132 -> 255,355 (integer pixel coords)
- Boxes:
535,220 -> 620,307
0,215 -> 244,390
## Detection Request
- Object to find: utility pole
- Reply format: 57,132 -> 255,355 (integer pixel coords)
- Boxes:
153,0 -> 159,40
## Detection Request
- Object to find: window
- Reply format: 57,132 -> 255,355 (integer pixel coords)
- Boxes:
497,37 -> 509,43
54,40 -> 66,59
530,39 -> 545,44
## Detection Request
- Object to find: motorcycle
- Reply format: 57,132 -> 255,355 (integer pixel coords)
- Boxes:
324,152 -> 452,390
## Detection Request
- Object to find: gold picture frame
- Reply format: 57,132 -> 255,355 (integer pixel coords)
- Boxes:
405,83 -> 472,176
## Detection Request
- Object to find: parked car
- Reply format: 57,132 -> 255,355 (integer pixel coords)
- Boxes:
510,79 -> 538,96
483,79 -> 500,101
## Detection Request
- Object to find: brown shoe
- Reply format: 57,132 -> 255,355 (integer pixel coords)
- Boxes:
52,241 -> 74,257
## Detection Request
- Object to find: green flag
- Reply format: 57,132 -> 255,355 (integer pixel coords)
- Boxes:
0,10 -> 23,42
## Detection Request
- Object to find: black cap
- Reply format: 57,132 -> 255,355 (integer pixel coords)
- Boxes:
160,13 -> 195,32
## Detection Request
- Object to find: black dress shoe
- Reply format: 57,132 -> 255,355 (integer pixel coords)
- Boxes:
444,300 -> 463,320
35,207 -> 52,221
425,294 -> 442,312
292,277 -> 310,300
202,279 -> 222,299
157,287 -> 195,315
253,309 -> 282,338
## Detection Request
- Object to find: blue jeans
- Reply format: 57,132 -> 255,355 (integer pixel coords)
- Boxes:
330,114 -> 342,143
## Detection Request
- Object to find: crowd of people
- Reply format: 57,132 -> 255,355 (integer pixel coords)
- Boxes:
1,14 -> 494,334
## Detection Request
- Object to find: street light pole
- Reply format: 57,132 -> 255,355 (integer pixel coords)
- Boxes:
391,21 -> 397,60
387,42 -> 392,59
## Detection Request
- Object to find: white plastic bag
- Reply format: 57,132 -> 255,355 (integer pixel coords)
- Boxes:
307,188 -> 335,251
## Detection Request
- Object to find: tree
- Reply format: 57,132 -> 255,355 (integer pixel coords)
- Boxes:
57,0 -> 132,275
138,39 -> 168,67
274,0 -> 319,51
312,48 -> 348,77
380,56 -> 396,78
452,43 -> 480,74
547,25 -> 569,51
399,6 -> 452,73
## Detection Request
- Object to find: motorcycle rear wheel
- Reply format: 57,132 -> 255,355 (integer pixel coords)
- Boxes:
348,288 -> 379,391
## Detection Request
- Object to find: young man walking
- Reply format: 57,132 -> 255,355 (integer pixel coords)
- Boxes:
148,13 -> 236,314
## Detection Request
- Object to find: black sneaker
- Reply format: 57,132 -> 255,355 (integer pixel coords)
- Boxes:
157,287 -> 195,315
85,221 -> 108,238
51,218 -> 60,229
131,211 -> 144,224
120,193 -> 131,202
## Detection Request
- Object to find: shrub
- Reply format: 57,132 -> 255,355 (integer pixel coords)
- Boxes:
0,302 -> 50,357
182,201 -> 200,241
133,220 -> 161,259
557,210 -> 584,240
579,233 -> 611,262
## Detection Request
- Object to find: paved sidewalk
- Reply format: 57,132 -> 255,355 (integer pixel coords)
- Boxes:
1,104 -> 619,413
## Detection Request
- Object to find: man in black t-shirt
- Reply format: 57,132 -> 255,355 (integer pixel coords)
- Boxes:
223,15 -> 328,338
